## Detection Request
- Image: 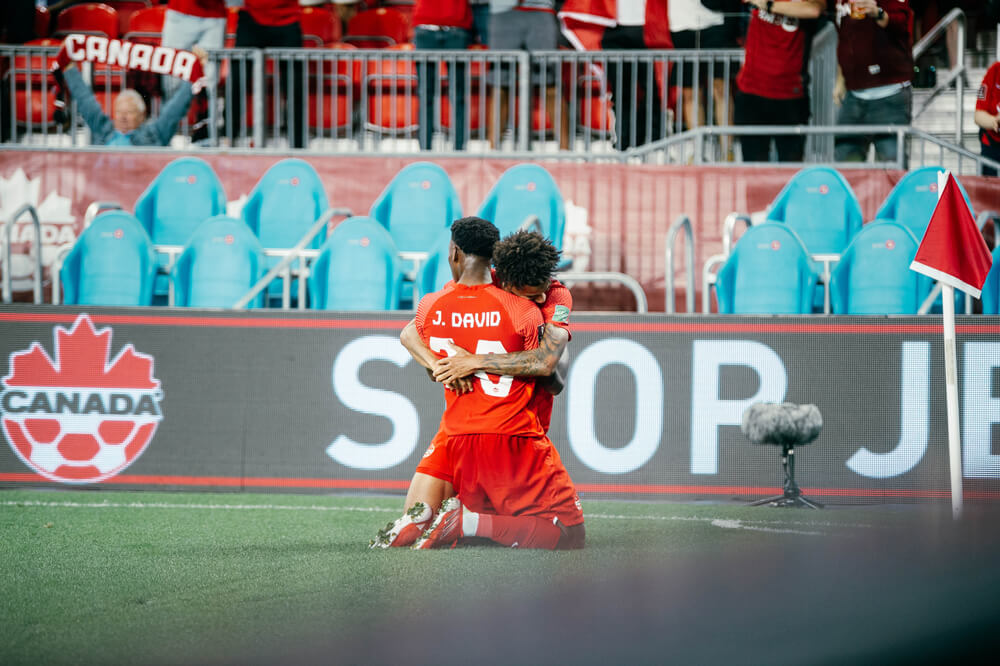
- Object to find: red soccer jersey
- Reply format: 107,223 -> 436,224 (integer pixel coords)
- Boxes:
528,280 -> 572,432
167,0 -> 226,20
416,282 -> 544,438
412,0 -> 473,29
977,62 -> 1000,143
244,0 -> 301,27
736,5 -> 817,100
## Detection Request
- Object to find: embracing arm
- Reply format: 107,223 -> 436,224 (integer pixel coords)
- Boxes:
400,318 -> 438,371
432,323 -> 570,386
401,318 -> 475,393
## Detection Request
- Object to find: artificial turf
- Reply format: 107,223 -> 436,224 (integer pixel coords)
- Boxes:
1,488 -> 995,665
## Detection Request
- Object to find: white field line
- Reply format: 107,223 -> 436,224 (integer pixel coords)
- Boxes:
1,500 -> 876,532
710,518 -> 823,536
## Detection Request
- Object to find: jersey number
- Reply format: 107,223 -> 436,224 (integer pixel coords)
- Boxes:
429,337 -> 513,398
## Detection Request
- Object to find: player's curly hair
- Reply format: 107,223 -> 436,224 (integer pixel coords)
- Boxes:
492,230 -> 561,288
451,216 -> 499,260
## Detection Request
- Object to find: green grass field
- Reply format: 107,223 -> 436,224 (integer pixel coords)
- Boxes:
2,488 -> 997,665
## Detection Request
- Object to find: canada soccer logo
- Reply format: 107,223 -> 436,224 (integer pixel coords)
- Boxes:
0,314 -> 163,484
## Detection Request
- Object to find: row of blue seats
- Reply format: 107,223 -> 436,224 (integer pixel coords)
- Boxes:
717,221 -> 1000,315
61,210 -> 428,309
713,166 -> 999,315
63,156 -> 567,308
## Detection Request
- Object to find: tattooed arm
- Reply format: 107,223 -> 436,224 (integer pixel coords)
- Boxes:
432,323 -> 570,393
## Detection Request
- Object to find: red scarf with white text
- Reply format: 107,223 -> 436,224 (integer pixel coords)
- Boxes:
52,34 -> 208,93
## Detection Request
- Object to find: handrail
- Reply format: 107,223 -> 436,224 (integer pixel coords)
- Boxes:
83,201 -> 123,226
2,204 -> 44,304
555,271 -> 647,313
232,206 -> 351,310
664,214 -> 695,314
701,255 -> 726,314
518,214 -> 543,234
50,245 -> 73,305
625,125 -> 1000,173
722,212 -> 752,257
911,8 -> 966,145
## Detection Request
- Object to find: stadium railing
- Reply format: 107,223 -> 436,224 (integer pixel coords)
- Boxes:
0,15 -> 976,166
1,203 -> 43,305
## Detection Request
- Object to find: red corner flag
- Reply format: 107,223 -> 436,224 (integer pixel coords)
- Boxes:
910,172 -> 993,298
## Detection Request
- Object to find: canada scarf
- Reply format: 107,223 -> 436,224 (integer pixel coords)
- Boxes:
51,34 -> 208,93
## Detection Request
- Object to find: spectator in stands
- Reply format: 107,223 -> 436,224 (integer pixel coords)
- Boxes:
162,1 -> 227,90
413,0 -> 473,151
830,0 -> 915,163
734,0 -> 824,162
161,1 -> 228,143
229,0 -> 307,149
669,0 -> 740,135
974,60 -> 1000,176
60,47 -> 209,146
557,0 -> 671,150
470,0 -> 491,45
486,0 -> 570,151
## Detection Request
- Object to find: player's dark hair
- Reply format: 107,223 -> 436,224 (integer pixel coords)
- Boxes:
493,230 -> 561,288
450,216 -> 499,260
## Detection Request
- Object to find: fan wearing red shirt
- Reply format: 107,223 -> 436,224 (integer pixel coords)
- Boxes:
735,0 -> 824,162
404,218 -> 585,550
975,61 -> 1000,177
377,234 -> 574,549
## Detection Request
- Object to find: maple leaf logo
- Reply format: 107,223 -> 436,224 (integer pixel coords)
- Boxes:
1,314 -> 163,484
3,314 -> 159,390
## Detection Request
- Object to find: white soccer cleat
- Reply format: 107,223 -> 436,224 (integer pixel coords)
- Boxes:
411,497 -> 464,550
368,501 -> 433,549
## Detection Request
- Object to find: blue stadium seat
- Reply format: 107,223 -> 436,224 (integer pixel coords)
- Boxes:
765,165 -> 863,256
829,222 -> 931,315
981,246 -> 1000,315
369,161 -> 462,305
171,216 -> 267,309
476,164 -> 565,249
370,161 -> 462,256
241,158 -> 331,302
59,210 -> 157,306
764,166 -> 863,310
308,216 -> 403,310
416,229 -> 455,301
133,157 -> 228,297
715,223 -> 818,314
873,167 -> 974,241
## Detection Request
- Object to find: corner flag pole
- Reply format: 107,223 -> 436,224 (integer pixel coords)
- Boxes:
937,171 -> 963,520
911,170 -> 993,519
941,283 -> 962,519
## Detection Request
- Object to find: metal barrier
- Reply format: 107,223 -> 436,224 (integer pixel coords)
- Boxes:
1,204 -> 44,304
555,271 -> 648,313
1,34 -> 980,162
911,7 -> 967,146
626,125 -> 1000,174
3,45 -> 744,153
664,214 -> 695,314
232,208 -> 350,310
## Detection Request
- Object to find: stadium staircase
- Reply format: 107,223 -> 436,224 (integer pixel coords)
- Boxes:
911,26 -> 997,167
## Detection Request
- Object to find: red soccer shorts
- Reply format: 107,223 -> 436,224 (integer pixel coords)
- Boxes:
414,427 -> 452,484
447,433 -> 584,527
